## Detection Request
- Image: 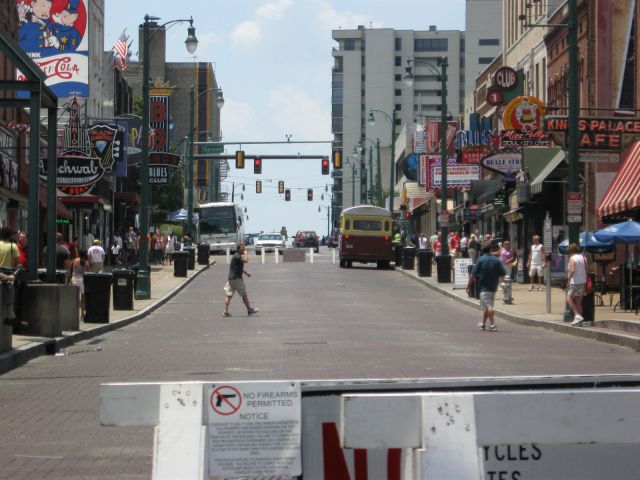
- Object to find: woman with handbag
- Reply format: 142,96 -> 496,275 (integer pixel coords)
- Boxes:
566,243 -> 588,326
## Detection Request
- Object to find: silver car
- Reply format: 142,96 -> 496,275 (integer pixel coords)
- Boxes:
255,233 -> 286,255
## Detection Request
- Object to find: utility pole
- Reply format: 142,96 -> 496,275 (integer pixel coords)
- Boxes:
567,0 -> 579,244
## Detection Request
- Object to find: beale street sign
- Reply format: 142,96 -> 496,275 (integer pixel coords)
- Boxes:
545,116 -> 640,150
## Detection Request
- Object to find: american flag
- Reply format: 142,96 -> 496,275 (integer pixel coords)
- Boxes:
112,30 -> 129,71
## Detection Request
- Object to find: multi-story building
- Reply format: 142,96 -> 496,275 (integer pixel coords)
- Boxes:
332,6 -> 502,217
124,22 -> 224,204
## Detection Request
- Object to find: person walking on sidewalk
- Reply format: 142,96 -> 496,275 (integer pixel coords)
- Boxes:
87,240 -> 105,272
222,243 -> 258,317
467,242 -> 506,332
69,249 -> 89,320
527,235 -> 546,291
566,243 -> 588,326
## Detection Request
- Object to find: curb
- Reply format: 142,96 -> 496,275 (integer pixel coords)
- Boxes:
397,268 -> 640,352
0,262 -> 214,374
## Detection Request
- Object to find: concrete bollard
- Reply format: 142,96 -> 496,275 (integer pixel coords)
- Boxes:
332,248 -> 336,264
261,248 -> 265,264
226,248 -> 230,264
274,249 -> 279,264
309,248 -> 314,264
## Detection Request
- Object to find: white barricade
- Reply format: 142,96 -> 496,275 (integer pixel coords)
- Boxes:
261,248 -> 265,264
274,249 -> 279,264
309,248 -> 314,264
225,248 -> 230,264
101,378 -> 640,480
332,248 -> 336,264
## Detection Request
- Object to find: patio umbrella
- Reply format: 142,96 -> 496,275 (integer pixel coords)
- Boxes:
558,231 -> 614,254
593,219 -> 640,244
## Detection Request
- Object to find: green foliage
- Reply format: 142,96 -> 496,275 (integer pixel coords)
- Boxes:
152,165 -> 185,215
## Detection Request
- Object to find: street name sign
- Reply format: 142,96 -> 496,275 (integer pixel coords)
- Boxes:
201,143 -> 224,154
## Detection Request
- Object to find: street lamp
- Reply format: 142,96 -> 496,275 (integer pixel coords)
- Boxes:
344,156 -> 359,206
352,145 -> 367,204
136,14 -> 198,300
367,109 -> 397,213
359,138 -> 382,205
404,56 -> 450,280
188,85 -> 224,237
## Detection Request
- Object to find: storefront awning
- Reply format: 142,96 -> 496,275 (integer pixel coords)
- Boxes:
529,149 -> 565,194
475,179 -> 504,204
503,207 -> 524,223
38,184 -> 72,219
598,142 -> 640,218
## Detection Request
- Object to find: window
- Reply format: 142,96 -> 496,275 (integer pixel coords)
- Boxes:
395,56 -> 402,66
415,38 -> 448,52
395,37 -> 402,51
395,89 -> 401,96
479,57 -> 495,64
395,104 -> 401,111
384,221 -> 390,231
395,74 -> 401,81
344,39 -> 355,51
479,38 -> 500,46
353,219 -> 382,231
394,118 -> 401,126
344,220 -> 351,230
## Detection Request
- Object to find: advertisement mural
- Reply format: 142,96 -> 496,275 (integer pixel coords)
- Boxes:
502,96 -> 546,132
16,0 -> 89,97
420,155 -> 481,190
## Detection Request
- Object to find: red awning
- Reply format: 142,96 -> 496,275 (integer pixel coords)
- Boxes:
598,142 -> 640,217
38,184 -> 73,219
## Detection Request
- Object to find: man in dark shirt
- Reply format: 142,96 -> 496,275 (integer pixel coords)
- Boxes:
223,243 -> 258,317
468,242 -> 506,332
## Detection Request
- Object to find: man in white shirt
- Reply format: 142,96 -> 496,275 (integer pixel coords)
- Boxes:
87,240 -> 106,272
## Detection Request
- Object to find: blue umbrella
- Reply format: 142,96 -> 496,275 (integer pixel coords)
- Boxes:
558,231 -> 614,254
593,220 -> 640,244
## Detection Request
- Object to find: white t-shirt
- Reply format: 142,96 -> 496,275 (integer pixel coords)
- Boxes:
530,243 -> 544,265
418,236 -> 428,249
570,254 -> 587,285
87,245 -> 105,264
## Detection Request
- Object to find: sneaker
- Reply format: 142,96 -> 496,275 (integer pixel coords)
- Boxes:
489,324 -> 498,332
528,285 -> 534,291
477,322 -> 485,331
571,314 -> 585,326
247,307 -> 259,316
222,312 -> 232,317
538,286 -> 545,291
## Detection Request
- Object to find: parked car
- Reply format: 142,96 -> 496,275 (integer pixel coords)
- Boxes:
326,232 -> 339,248
293,230 -> 319,253
255,233 -> 286,255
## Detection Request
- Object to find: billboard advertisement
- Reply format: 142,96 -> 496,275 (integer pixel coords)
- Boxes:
16,0 -> 89,97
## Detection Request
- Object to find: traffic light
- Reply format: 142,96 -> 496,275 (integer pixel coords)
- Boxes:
278,180 -> 285,194
285,189 -> 291,201
256,180 -> 262,193
307,189 -> 313,201
235,150 -> 245,169
254,157 -> 262,174
405,211 -> 411,219
321,157 -> 330,175
332,149 -> 342,169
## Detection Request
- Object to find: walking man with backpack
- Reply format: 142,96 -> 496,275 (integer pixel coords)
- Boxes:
467,242 -> 506,332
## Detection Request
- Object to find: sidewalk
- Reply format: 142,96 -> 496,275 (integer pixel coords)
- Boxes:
398,266 -> 640,352
0,261 -> 212,374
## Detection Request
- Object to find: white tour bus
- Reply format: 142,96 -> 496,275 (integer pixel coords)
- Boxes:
197,202 -> 245,253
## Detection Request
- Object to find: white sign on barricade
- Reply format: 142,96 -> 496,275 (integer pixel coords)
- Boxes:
207,381 -> 301,477
454,258 -> 474,288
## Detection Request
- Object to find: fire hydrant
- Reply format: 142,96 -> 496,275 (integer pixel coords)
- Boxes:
501,275 -> 514,304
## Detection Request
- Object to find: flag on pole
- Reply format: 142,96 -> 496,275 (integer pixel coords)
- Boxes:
112,29 -> 129,71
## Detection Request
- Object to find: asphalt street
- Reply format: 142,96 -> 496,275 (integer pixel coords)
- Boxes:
1,248 -> 640,478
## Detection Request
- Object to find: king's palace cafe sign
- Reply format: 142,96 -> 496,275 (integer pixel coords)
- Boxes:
545,116 -> 640,150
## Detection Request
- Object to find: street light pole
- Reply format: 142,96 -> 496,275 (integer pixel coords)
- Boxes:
567,0 -> 579,244
390,110 -> 396,213
439,57 -> 449,257
368,145 -> 373,203
376,138 -> 382,207
135,14 -> 197,300
187,85 -> 195,239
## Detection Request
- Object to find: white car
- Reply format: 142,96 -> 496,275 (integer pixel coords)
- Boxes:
255,233 -> 286,255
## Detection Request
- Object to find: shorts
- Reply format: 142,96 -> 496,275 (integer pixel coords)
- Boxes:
529,264 -> 544,278
224,278 -> 246,297
568,283 -> 586,298
479,291 -> 495,310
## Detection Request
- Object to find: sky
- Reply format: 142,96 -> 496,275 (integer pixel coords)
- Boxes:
104,0 -> 466,236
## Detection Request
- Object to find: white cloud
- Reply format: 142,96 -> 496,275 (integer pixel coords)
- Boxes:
267,84 -> 330,140
312,0 -> 382,31
256,0 -> 294,20
221,99 -> 261,140
230,20 -> 263,46
196,31 -> 223,49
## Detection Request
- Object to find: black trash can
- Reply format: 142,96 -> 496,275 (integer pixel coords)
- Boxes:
402,246 -> 416,270
467,264 -> 480,299
394,244 -> 403,266
37,268 -> 69,284
184,246 -> 196,270
417,250 -> 433,277
582,273 -> 596,322
84,272 -> 112,323
197,243 -> 210,265
173,251 -> 188,277
435,255 -> 452,283
112,269 -> 135,310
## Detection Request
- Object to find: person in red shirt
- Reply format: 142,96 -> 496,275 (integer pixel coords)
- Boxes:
449,232 -> 460,258
17,231 -> 28,268
67,236 -> 79,260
